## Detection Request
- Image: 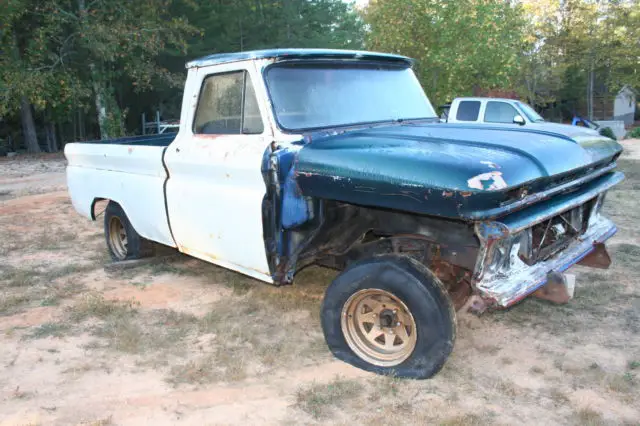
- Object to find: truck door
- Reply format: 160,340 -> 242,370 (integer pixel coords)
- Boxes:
163,63 -> 273,282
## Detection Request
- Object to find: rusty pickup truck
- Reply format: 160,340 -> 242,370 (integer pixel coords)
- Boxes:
65,49 -> 624,379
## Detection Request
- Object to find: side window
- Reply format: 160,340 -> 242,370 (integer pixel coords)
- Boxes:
193,71 -> 264,135
484,101 -> 519,124
456,101 -> 481,121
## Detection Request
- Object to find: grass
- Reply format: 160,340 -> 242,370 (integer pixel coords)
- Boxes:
98,309 -> 200,354
0,221 -> 80,255
606,373 -> 635,393
78,417 -> 113,426
294,377 -> 363,419
0,264 -> 41,287
547,388 -> 570,406
68,293 -> 138,322
1,263 -> 100,288
36,229 -> 79,251
529,365 -> 545,375
617,159 -> 640,190
167,357 -> 217,385
572,408 -> 605,426
439,414 -> 489,426
0,258 -> 100,316
2,155 -> 640,424
0,293 -> 32,316
491,243 -> 640,335
25,322 -> 71,339
40,280 -> 86,307
167,347 -> 247,385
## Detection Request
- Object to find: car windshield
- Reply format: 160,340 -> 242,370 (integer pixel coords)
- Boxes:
517,102 -> 545,122
265,64 -> 437,131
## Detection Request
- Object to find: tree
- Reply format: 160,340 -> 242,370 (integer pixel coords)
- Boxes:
180,0 -> 364,58
0,0 -> 43,152
518,0 -> 640,120
364,0 -> 525,106
0,0 -> 363,149
36,0 -> 196,139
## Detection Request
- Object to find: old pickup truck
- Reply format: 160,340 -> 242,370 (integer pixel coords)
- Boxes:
65,49 -> 624,379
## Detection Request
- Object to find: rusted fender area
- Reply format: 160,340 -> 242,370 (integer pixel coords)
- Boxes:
474,216 -> 616,307
291,123 -> 622,221
472,179 -> 619,308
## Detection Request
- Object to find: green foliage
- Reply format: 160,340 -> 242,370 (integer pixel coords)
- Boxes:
0,0 -> 364,146
519,0 -> 640,114
627,127 -> 640,139
598,127 -> 616,140
364,0 -> 525,106
1,0 -> 636,149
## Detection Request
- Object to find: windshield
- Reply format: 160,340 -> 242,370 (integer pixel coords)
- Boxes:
517,102 -> 545,122
265,64 -> 437,131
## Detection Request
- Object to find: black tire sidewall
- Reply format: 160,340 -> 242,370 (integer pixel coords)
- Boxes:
104,201 -> 145,261
321,255 -> 456,379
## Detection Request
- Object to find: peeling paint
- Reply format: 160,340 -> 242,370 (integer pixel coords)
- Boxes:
467,171 -> 508,191
480,160 -> 499,169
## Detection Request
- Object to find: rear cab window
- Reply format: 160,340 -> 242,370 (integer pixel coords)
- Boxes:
193,71 -> 264,135
455,101 -> 481,121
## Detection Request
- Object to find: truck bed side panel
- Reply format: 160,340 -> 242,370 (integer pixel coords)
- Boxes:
65,143 -> 175,247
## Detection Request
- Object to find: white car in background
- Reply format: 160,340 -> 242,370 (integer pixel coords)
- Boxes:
441,97 -> 603,139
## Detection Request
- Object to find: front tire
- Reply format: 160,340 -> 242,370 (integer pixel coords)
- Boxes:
104,201 -> 153,261
320,255 -> 456,379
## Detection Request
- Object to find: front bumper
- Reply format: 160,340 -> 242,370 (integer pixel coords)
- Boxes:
474,215 -> 616,307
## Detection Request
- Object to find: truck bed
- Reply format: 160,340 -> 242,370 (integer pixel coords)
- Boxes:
65,133 -> 175,248
74,133 -> 177,147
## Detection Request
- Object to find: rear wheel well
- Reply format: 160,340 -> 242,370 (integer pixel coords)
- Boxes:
90,198 -> 108,220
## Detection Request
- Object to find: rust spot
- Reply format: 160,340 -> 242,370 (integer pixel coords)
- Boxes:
194,134 -> 222,140
460,191 -> 472,198
577,243 -> 611,269
442,191 -> 454,198
127,147 -> 133,154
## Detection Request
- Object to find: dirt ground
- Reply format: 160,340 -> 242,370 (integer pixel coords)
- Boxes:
1,142 -> 639,426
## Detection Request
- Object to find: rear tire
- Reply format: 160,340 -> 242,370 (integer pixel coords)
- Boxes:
320,255 -> 456,379
104,201 -> 153,261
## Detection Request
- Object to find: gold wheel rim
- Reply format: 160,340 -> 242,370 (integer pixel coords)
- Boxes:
108,217 -> 128,260
341,289 -> 418,367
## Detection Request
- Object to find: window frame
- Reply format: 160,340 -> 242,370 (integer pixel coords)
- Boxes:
455,100 -> 481,122
192,70 -> 264,135
483,101 -> 519,124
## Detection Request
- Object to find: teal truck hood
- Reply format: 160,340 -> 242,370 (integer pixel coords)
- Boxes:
293,123 -> 623,220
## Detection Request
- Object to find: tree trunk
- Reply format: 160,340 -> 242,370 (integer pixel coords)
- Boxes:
78,0 -> 109,140
46,122 -> 58,152
588,67 -> 594,121
93,79 -> 110,140
20,97 -> 41,153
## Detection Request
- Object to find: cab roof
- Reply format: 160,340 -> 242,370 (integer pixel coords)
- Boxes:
185,48 -> 412,69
